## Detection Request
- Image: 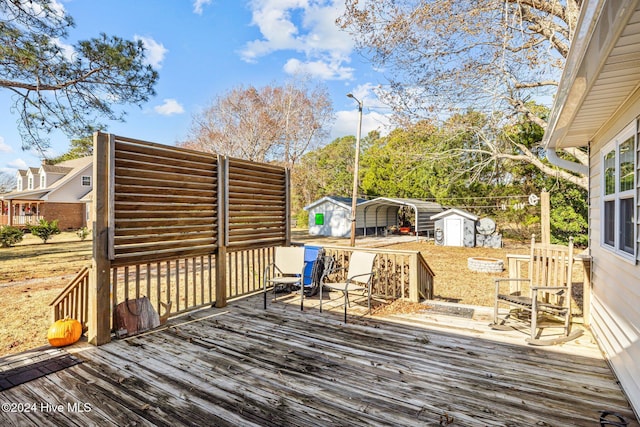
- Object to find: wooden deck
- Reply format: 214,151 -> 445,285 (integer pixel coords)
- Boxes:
1,293 -> 638,426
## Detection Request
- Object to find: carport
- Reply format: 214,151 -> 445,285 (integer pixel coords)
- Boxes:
358,197 -> 444,239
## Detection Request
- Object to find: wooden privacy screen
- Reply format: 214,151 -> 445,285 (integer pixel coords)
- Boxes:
112,136 -> 218,266
109,135 -> 288,266
227,158 -> 288,248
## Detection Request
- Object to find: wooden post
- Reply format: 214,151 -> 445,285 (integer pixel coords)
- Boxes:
88,132 -> 112,345
285,168 -> 291,246
215,156 -> 227,308
541,190 -> 551,244
579,255 -> 592,326
409,253 -> 419,302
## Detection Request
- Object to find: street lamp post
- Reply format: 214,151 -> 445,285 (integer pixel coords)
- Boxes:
347,93 -> 363,247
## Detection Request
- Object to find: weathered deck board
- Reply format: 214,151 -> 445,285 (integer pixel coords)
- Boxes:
1,294 -> 638,426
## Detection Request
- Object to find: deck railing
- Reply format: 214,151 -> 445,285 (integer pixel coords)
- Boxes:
0,214 -> 43,226
52,243 -> 435,334
109,246 -> 276,321
322,245 -> 434,302
50,266 -> 90,327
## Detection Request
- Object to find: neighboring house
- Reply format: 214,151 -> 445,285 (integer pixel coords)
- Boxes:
0,156 -> 93,230
542,0 -> 640,415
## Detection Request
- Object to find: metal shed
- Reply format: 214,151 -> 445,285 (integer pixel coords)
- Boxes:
431,208 -> 478,247
358,198 -> 444,238
304,196 -> 367,237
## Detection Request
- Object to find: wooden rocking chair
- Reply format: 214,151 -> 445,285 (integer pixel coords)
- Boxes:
491,235 -> 583,345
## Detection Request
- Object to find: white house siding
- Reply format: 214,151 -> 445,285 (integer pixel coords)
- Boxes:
588,96 -> 640,414
46,165 -> 93,202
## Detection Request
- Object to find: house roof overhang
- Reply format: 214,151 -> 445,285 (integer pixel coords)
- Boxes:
0,190 -> 50,201
542,0 -> 640,150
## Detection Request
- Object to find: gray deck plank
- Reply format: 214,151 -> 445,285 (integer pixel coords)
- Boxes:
0,294 -> 637,427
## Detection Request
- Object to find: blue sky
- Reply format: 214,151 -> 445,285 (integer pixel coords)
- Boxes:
0,0 -> 392,175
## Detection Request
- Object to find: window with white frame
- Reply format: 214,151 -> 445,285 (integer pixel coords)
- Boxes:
17,177 -> 22,191
40,174 -> 46,188
602,121 -> 637,259
27,176 -> 33,190
81,175 -> 91,187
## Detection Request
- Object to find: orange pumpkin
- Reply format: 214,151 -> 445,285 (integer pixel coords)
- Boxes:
47,318 -> 82,347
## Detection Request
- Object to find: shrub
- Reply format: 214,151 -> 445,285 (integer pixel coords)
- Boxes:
76,227 -> 90,241
0,226 -> 24,248
30,219 -> 61,244
296,209 -> 309,229
495,205 -> 540,242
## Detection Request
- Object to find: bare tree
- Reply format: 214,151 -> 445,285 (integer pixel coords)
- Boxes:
0,171 -> 14,194
180,79 -> 334,169
337,0 -> 586,189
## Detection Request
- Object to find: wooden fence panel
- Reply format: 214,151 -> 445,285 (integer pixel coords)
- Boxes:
111,136 -> 218,266
226,158 -> 288,249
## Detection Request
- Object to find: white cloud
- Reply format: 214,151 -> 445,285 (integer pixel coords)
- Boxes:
1,158 -> 27,176
52,38 -> 76,61
154,99 -> 185,116
332,109 -> 391,140
0,137 -> 12,153
134,35 -> 168,69
48,0 -> 66,19
240,1 -> 355,81
300,2 -> 353,56
193,0 -> 213,14
331,83 -> 393,139
24,0 -> 66,22
349,83 -> 391,110
7,158 -> 28,170
283,58 -> 353,80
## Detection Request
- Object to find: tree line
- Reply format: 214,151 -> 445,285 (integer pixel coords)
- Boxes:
292,110 -> 587,246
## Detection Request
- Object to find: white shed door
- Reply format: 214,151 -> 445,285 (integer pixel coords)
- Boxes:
445,218 -> 463,246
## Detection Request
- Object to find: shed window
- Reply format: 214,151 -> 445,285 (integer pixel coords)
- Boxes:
601,121 -> 636,260
81,176 -> 91,187
315,213 -> 324,225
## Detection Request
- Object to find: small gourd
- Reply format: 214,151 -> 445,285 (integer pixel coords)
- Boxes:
47,318 -> 82,347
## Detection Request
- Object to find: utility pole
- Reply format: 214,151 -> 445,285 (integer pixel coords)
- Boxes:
347,93 -> 363,247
